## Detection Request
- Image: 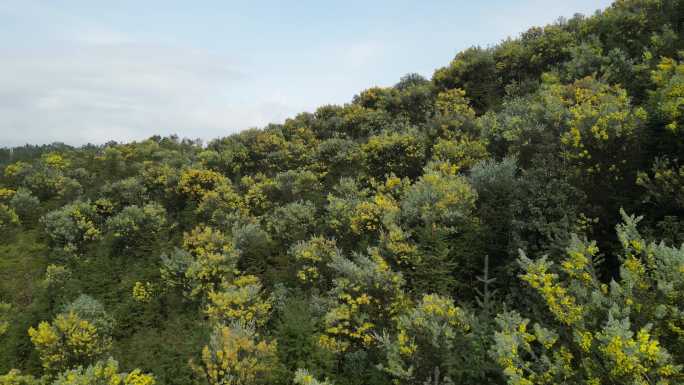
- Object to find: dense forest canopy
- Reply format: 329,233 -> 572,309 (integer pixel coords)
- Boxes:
1,1 -> 684,384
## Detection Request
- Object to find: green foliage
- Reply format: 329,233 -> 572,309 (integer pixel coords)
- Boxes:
493,211 -> 684,385
8,189 -> 40,225
60,295 -> 114,337
265,200 -> 317,246
2,2 -> 684,384
41,201 -> 101,255
361,130 -> 427,180
0,303 -> 10,338
52,358 -> 155,385
192,323 -> 278,385
28,312 -> 111,374
0,204 -> 19,232
378,294 -> 472,384
105,203 -> 167,250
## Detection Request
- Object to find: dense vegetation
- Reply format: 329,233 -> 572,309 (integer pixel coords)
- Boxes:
1,1 -> 684,384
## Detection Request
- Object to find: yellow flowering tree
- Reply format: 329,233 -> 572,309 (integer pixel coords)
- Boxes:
41,201 -> 101,255
28,312 -> 111,374
492,210 -> 684,385
206,275 -> 272,328
51,358 -> 155,385
556,76 -> 645,181
178,168 -> 227,201
649,56 -> 684,133
361,130 -> 427,181
378,294 -> 472,384
319,250 -> 406,353
293,368 -> 333,385
0,369 -> 41,385
0,203 -> 19,231
289,236 -> 340,289
192,323 -> 278,385
182,225 -> 240,299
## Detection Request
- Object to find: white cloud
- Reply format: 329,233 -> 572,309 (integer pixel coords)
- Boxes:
0,42 -> 301,146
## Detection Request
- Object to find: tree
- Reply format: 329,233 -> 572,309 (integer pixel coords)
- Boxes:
293,368 -> 334,385
399,167 -> 477,233
105,203 -> 167,250
0,204 -> 19,232
28,312 -> 111,373
0,369 -> 41,385
378,294 -> 472,384
192,323 -> 278,385
41,201 -> 101,255
52,358 -> 155,385
265,201 -> 318,247
206,275 -> 272,327
289,236 -> 340,290
173,225 -> 240,299
319,251 -> 406,353
60,295 -> 114,337
492,211 -> 684,385
177,168 -> 227,201
361,130 -> 427,181
8,188 -> 39,225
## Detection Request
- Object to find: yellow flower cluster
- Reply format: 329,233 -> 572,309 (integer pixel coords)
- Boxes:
132,281 -> 154,303
178,168 -> 226,201
0,187 -> 15,201
561,239 -> 598,284
42,152 -> 69,170
599,326 -> 672,382
291,236 -> 338,284
206,275 -> 272,327
520,257 -> 583,325
28,312 -> 110,373
183,225 -> 239,298
198,325 -> 277,385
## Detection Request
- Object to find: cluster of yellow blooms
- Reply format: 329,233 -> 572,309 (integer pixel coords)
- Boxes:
290,236 -> 338,284
320,252 -> 406,354
196,324 -> 277,385
555,77 -> 645,177
519,254 -> 583,325
206,274 -> 272,327
182,225 -> 239,298
41,152 -> 69,170
54,358 -> 156,385
651,56 -> 684,132
495,212 -> 683,385
28,312 -> 111,373
0,302 -> 10,337
395,294 -> 470,359
320,291 -> 376,352
177,168 -> 227,201
132,281 -> 154,303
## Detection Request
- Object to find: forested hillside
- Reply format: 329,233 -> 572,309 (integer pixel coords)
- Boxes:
1,1 -> 684,384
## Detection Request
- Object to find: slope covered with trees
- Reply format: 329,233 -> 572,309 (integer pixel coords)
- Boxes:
1,1 -> 684,384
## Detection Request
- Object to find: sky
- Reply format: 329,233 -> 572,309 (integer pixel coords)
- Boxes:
0,0 -> 614,147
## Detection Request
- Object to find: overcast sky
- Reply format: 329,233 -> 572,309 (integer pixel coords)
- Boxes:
0,0 -> 614,147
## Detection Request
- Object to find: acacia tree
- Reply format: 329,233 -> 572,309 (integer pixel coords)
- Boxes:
192,323 -> 279,385
492,211 -> 684,385
28,312 -> 111,374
